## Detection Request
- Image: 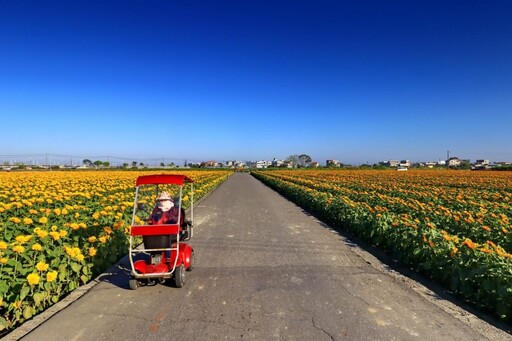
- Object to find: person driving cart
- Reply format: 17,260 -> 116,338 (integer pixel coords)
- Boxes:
149,192 -> 186,227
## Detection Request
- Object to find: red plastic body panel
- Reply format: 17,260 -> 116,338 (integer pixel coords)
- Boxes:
180,243 -> 193,269
134,260 -> 170,274
135,174 -> 194,186
130,224 -> 180,236
133,242 -> 193,275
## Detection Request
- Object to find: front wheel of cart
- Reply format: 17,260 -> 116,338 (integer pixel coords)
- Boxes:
174,264 -> 185,288
129,278 -> 139,290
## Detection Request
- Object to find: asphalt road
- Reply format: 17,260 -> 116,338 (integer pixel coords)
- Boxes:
9,173 -> 511,340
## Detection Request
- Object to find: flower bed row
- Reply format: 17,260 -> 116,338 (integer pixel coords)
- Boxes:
252,169 -> 512,322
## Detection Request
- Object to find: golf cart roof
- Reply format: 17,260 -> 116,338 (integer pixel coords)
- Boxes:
135,174 -> 194,186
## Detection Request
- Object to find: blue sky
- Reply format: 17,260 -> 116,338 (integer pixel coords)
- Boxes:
1,1 -> 511,165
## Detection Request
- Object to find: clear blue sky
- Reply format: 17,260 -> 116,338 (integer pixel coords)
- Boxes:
1,0 -> 511,165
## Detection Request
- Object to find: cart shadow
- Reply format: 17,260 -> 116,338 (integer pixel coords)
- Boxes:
95,254 -> 147,290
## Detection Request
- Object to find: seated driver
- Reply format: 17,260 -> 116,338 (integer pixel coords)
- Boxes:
149,192 -> 178,225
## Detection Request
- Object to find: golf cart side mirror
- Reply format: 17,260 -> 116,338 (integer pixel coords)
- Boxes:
137,203 -> 146,211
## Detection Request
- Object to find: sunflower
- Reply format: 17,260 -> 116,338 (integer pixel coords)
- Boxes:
27,273 -> 40,286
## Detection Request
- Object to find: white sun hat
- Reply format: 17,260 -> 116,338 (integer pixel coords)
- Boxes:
156,192 -> 173,211
157,192 -> 172,201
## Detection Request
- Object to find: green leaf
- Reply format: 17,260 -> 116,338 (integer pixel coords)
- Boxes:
68,281 -> 76,291
33,292 -> 45,305
70,262 -> 81,273
23,305 -> 33,319
20,286 -> 30,301
0,280 -> 9,294
50,258 -> 61,268
0,316 -> 7,330
3,230 -> 13,241
80,275 -> 89,284
59,270 -> 67,282
18,268 -> 30,276
51,295 -> 59,303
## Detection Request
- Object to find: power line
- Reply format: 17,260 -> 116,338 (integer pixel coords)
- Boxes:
0,153 -> 202,164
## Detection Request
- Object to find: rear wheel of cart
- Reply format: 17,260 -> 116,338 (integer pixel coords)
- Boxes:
174,264 -> 185,288
129,278 -> 139,290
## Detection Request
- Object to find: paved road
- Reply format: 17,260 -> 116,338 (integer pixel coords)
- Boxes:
10,173 -> 510,340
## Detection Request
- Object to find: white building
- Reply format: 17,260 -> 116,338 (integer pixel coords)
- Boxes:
475,159 -> 490,166
326,160 -> 341,167
271,158 -> 286,167
380,160 -> 399,167
255,160 -> 271,168
399,160 -> 410,168
447,157 -> 461,167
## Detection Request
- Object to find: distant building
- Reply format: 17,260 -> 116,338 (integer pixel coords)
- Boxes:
201,160 -> 219,168
326,160 -> 341,168
309,161 -> 320,168
475,159 -> 490,166
379,160 -> 399,167
272,158 -> 285,167
255,160 -> 271,169
399,160 -> 410,168
447,157 -> 461,167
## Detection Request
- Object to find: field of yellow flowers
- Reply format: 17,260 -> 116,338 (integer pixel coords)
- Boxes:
0,169 -> 231,332
252,169 -> 512,322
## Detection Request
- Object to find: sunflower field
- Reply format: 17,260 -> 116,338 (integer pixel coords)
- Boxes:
252,169 -> 512,322
0,169 -> 231,332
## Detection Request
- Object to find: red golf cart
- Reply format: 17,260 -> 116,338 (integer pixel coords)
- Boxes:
128,174 -> 194,289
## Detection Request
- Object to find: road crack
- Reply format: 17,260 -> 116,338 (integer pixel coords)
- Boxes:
312,315 -> 335,341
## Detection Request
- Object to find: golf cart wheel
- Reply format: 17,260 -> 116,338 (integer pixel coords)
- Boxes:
129,278 -> 139,290
174,264 -> 185,288
187,251 -> 194,271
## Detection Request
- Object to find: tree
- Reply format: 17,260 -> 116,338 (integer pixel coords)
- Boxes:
103,161 -> 110,167
298,154 -> 312,167
132,161 -> 137,168
459,161 -> 472,170
286,155 -> 299,168
93,160 -> 103,167
83,159 -> 92,167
